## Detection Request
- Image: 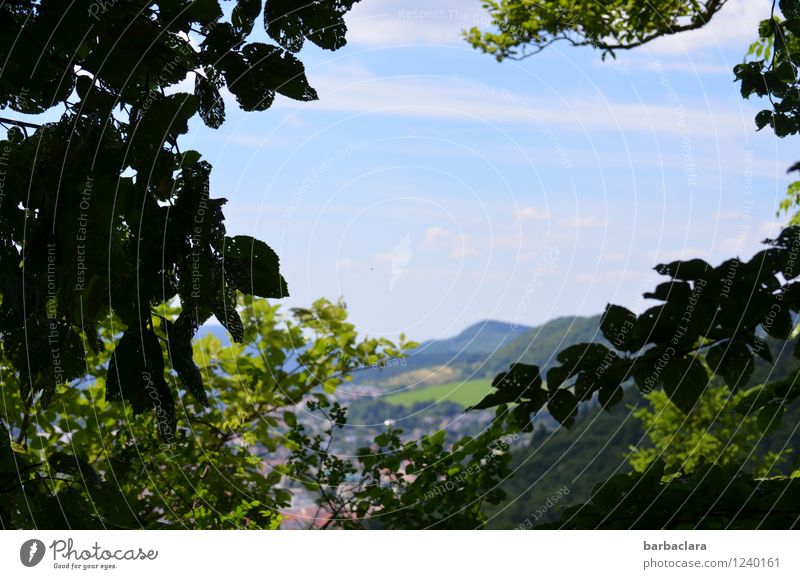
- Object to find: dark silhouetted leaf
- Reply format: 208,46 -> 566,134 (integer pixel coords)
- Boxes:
547,389 -> 578,427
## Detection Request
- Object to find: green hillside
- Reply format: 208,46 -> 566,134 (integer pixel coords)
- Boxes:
385,379 -> 494,407
485,315 -> 604,375
487,395 -> 644,529
488,391 -> 800,529
418,320 -> 532,356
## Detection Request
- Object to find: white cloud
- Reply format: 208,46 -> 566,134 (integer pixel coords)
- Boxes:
226,133 -> 271,148
643,0 -> 769,55
344,0 -> 763,56
713,209 -> 745,222
344,0 -> 764,62
610,58 -> 734,76
516,207 -> 550,220
450,239 -> 479,259
423,226 -> 479,259
345,0 -> 485,47
600,251 -> 627,262
575,270 -> 649,285
279,67 -> 751,138
489,232 -> 525,250
423,226 -> 451,247
647,247 -> 710,263
337,257 -> 357,270
372,252 -> 394,264
560,215 -> 607,229
759,219 -> 787,237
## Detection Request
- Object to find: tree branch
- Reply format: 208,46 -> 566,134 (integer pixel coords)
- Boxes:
506,0 -> 729,60
0,116 -> 41,130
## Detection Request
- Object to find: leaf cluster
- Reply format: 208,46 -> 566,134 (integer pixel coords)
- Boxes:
0,0 -> 362,439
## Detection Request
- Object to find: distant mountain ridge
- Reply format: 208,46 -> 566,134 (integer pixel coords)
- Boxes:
348,319 -> 530,387
416,319 -> 532,357
200,310 -> 800,393
485,314 -> 605,374
350,314 -> 604,387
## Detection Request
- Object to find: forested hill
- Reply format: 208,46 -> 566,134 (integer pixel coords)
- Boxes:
200,311 -> 798,393
349,315 -> 603,387
417,320 -> 532,357
347,319 -> 528,386
484,315 -> 605,375
487,392 -> 800,529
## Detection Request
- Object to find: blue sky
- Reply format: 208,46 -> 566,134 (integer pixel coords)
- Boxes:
185,1 -> 796,342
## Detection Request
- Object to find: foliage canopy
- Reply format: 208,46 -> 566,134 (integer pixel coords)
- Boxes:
468,0 -> 800,528
465,0 -> 729,60
2,297 -> 515,529
0,0 -> 362,440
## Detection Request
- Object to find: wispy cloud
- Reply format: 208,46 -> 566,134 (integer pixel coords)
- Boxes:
516,207 -> 550,221
643,0 -> 769,55
345,0 -> 763,56
610,58 -> 734,76
278,67 -> 751,137
576,270 -> 649,285
759,219 -> 787,237
647,247 -> 710,263
345,0 -> 486,46
390,234 -> 414,289
713,209 -> 745,222
423,226 -> 479,259
560,215 -> 608,229
345,0 -> 764,60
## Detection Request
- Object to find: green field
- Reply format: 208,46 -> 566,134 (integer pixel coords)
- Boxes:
385,379 -> 494,408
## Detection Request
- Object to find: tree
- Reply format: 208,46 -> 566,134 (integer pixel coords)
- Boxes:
465,0 -> 729,61
627,380 -> 792,478
0,1 -> 362,441
2,296 -> 515,529
467,0 -> 800,528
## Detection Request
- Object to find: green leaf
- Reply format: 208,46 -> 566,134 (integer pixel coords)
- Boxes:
763,306 -> 793,339
755,109 -> 773,130
598,384 -> 623,409
653,258 -> 711,281
212,285 -> 245,343
428,429 -> 446,447
242,43 -> 318,101
600,304 -> 636,350
47,452 -> 101,488
232,0 -> 262,37
491,363 -> 542,396
182,0 -> 223,24
181,150 -> 202,166
139,93 -> 198,137
547,389 -> 578,428
165,326 -> 209,408
662,356 -> 708,413
264,0 -> 359,52
264,0 -> 306,52
105,330 -> 147,410
736,385 -> 775,414
195,73 -> 225,129
222,235 -> 289,298
546,365 -> 570,391
757,402 -> 785,433
556,343 -> 608,365
705,339 -> 754,389
471,363 -> 545,411
747,335 -> 773,363
512,404 -> 533,431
